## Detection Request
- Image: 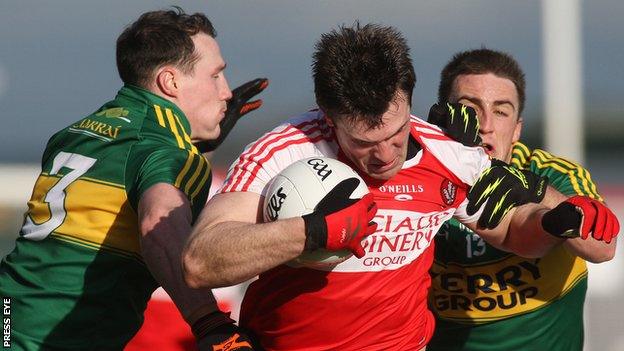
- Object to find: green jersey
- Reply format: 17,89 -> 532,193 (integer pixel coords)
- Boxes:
428,142 -> 602,351
0,86 -> 212,350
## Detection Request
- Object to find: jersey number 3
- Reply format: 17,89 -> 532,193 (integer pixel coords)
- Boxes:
21,152 -> 96,241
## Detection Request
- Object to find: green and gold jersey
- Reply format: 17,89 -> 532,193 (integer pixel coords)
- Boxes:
0,85 -> 212,350
428,142 -> 602,351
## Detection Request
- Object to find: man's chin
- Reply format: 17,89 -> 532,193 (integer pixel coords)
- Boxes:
365,165 -> 401,180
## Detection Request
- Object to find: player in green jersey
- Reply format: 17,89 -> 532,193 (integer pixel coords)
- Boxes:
427,48 -> 617,351
0,8 -> 266,350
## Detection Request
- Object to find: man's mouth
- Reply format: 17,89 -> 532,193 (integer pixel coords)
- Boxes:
370,158 -> 397,172
481,143 -> 494,154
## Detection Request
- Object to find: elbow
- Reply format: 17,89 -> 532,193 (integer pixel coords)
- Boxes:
182,251 -> 210,289
584,246 -> 616,264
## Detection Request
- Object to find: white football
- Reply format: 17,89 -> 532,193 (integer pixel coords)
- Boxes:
263,157 -> 369,268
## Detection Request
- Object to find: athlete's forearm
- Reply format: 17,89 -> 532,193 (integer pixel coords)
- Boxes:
183,217 -> 306,289
138,184 -> 221,324
502,203 -> 564,257
472,203 -> 564,258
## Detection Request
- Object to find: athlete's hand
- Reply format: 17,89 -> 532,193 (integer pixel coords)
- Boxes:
542,195 -> 620,243
427,102 -> 481,147
302,178 -> 378,258
467,159 -> 549,229
196,78 -> 269,153
193,312 -> 257,351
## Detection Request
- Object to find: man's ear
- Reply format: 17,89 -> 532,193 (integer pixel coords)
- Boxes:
155,67 -> 179,98
324,113 -> 335,127
513,116 -> 523,143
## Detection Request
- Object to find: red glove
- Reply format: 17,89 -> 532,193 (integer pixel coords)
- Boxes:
302,178 -> 378,258
542,195 -> 620,243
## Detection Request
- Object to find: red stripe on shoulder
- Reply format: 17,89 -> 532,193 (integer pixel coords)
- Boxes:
238,125 -> 332,192
225,118 -> 330,192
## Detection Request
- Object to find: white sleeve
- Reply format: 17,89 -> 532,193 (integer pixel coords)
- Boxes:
420,136 -> 491,223
220,115 -> 336,196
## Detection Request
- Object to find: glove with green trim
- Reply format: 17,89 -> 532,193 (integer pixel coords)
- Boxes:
467,159 -> 549,229
427,102 -> 481,147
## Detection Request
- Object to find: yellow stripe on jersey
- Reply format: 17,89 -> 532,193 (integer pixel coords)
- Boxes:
532,149 -> 602,200
172,151 -> 211,203
26,175 -> 140,255
81,176 -> 125,189
27,175 -> 61,224
164,108 -> 185,149
511,142 -> 530,168
173,113 -> 199,155
175,150 -> 195,188
184,155 -> 206,195
153,105 -> 166,127
190,160 -> 211,202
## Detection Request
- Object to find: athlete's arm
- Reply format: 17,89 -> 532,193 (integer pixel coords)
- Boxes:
183,181 -> 377,289
138,182 -> 222,322
139,183 -> 259,349
183,191 -> 307,289
541,187 -> 616,263
463,203 -> 563,258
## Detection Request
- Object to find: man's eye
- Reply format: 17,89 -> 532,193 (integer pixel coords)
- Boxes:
495,110 -> 509,117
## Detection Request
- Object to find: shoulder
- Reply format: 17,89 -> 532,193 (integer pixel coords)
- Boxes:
221,110 -> 338,194
513,141 -> 602,199
409,115 -> 491,186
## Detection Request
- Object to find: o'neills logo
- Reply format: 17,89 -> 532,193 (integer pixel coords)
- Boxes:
379,184 -> 425,202
266,187 -> 287,221
440,179 -> 457,206
378,184 -> 424,193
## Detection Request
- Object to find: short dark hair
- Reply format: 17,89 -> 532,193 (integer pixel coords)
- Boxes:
438,48 -> 526,114
312,22 -> 416,128
116,7 -> 216,88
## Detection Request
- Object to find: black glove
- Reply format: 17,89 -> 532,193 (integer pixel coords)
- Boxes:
467,159 -> 548,229
302,178 -> 378,258
427,102 -> 481,147
193,311 -> 257,351
195,78 -> 268,153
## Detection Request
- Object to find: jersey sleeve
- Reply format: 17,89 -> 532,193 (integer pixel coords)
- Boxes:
528,148 -> 603,201
220,118 -> 331,196
126,146 -> 211,210
417,133 -> 492,224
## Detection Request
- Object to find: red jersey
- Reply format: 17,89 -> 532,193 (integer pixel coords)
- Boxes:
220,110 -> 490,350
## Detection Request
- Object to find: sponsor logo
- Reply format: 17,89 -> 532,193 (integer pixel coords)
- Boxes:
379,184 -> 425,193
440,179 -> 457,206
70,118 -> 122,140
306,158 -> 332,181
431,259 -> 541,312
379,184 -> 424,202
266,187 -> 287,221
212,332 -> 252,351
95,107 -> 131,123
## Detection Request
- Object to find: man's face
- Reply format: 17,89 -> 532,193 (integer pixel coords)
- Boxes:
175,33 -> 232,141
449,73 -> 522,162
331,94 -> 412,180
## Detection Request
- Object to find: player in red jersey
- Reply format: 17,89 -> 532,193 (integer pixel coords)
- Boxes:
182,23 -> 618,350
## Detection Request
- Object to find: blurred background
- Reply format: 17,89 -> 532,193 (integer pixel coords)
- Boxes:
0,1 -> 622,350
